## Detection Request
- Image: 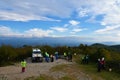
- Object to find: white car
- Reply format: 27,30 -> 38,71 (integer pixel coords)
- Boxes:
32,48 -> 43,62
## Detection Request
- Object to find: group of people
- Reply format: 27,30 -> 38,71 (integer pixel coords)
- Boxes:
81,54 -> 89,64
44,51 -> 73,63
64,52 -> 72,62
81,55 -> 106,72
20,51 -> 72,73
44,51 -> 73,62
45,51 -> 59,63
21,54 -> 106,73
97,57 -> 105,72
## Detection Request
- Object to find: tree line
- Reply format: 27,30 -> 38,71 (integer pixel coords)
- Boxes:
0,44 -> 120,73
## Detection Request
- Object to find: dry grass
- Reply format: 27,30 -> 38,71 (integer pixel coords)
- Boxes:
59,75 -> 76,80
25,74 -> 55,80
50,64 -> 67,72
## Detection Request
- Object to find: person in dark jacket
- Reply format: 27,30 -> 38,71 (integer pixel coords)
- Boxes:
97,58 -> 102,72
68,52 -> 72,62
50,54 -> 54,62
55,52 -> 59,60
101,57 -> 105,70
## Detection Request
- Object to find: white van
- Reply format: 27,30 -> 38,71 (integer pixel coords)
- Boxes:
32,48 -> 43,62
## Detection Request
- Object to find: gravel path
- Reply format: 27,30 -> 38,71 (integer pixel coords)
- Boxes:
0,59 -> 73,80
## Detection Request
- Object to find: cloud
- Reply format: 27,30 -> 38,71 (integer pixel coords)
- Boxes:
71,28 -> 86,34
72,28 -> 82,32
74,0 -> 120,26
0,0 -> 120,25
101,13 -> 120,26
0,26 -> 13,34
0,11 -> 60,22
1,0 -> 120,43
77,7 -> 89,17
95,25 -> 120,34
69,20 -> 80,26
24,28 -> 53,37
0,0 -> 72,21
0,26 -> 20,37
50,19 -> 86,36
50,27 -> 68,32
0,26 -> 53,37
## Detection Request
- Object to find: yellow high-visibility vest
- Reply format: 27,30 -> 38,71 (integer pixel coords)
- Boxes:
21,61 -> 27,67
64,52 -> 67,56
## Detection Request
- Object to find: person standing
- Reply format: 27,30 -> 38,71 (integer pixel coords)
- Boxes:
97,58 -> 101,72
101,57 -> 105,70
68,52 -> 72,61
81,55 -> 85,64
45,52 -> 49,62
69,53 -> 72,62
21,59 -> 27,72
55,52 -> 59,60
85,55 -> 89,64
64,52 -> 67,60
50,54 -> 54,62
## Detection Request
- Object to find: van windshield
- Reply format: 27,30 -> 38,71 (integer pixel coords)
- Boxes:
33,51 -> 41,53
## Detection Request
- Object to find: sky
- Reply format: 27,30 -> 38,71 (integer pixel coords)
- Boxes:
0,0 -> 120,44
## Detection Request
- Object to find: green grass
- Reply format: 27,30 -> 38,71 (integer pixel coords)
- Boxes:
77,63 -> 120,80
74,54 -> 120,80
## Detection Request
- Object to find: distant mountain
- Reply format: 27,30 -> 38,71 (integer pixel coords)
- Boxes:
91,43 -> 108,48
0,37 -> 91,47
1,37 -> 120,51
91,43 -> 120,52
110,45 -> 120,52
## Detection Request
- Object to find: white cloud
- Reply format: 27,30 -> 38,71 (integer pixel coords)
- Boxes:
50,27 -> 68,32
86,16 -> 99,23
95,25 -> 120,34
69,20 -> 80,26
77,7 -> 89,17
64,24 -> 69,27
0,11 -> 60,22
72,28 -> 82,32
1,0 -> 120,43
101,13 -> 120,26
0,0 -> 72,21
0,26 -> 20,37
0,26 -> 53,37
0,0 -> 120,25
71,28 -> 85,34
74,0 -> 120,26
0,26 -> 13,34
24,28 -> 53,37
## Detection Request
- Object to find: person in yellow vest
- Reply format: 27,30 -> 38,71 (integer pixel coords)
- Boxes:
21,59 -> 27,72
45,52 -> 49,62
64,52 -> 67,60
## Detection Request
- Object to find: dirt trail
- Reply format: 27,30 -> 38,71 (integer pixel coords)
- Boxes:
0,59 -> 91,80
0,59 -> 72,80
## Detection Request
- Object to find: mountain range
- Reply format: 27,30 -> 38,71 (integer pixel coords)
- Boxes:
0,37 -> 119,48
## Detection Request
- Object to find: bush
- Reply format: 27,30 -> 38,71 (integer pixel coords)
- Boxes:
106,60 -> 120,73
